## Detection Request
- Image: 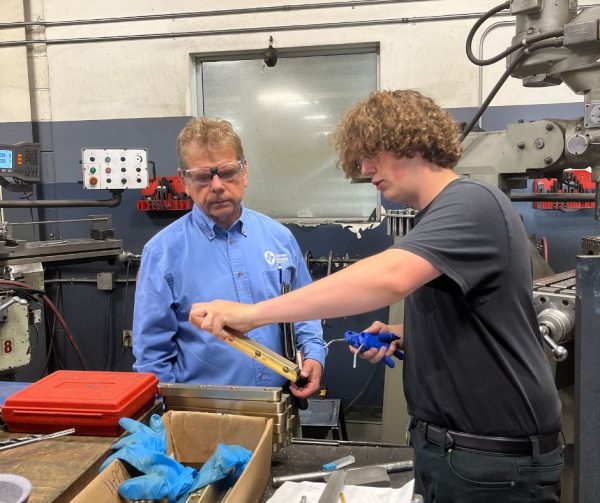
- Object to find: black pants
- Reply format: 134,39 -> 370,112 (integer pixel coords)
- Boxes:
409,424 -> 564,503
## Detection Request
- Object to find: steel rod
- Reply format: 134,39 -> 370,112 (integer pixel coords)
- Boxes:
0,428 -> 76,452
271,460 -> 413,487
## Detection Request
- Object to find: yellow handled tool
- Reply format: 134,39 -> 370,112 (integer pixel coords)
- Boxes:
222,332 -> 300,382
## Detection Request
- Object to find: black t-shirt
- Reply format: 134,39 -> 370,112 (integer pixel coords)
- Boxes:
395,177 -> 561,437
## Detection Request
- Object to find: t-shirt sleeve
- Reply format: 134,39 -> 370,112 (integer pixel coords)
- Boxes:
395,184 -> 511,297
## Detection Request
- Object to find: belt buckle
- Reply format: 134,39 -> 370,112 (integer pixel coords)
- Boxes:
444,431 -> 454,449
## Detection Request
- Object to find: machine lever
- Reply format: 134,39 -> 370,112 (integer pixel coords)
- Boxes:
0,295 -> 27,313
540,324 -> 568,362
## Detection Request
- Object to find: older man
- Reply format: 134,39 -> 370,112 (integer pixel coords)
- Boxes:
133,117 -> 326,399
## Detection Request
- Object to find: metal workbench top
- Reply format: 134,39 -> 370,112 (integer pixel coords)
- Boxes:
263,440 -> 414,501
0,429 -> 413,502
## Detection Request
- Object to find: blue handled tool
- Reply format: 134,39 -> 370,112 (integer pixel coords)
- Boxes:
344,331 -> 404,368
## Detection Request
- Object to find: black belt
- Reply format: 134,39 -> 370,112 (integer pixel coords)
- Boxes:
411,418 -> 559,456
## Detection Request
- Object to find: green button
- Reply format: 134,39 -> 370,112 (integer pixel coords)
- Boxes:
90,167 -> 96,174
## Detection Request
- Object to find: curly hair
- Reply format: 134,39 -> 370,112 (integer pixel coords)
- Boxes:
334,90 -> 462,180
177,117 -> 244,170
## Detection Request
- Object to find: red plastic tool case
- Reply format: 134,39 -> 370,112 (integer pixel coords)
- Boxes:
2,370 -> 158,436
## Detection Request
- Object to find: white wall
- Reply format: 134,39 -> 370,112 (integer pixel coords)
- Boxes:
2,0 -> 599,122
1,1 -> 31,122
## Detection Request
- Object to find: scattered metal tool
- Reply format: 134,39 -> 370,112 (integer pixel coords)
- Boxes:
271,460 -> 413,487
323,454 -> 355,471
0,427 -> 76,452
345,466 -> 389,485
317,469 -> 347,503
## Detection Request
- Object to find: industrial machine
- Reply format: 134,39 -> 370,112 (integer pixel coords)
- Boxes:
456,1 -> 600,214
380,3 -> 598,502
454,1 -> 600,360
454,2 -> 600,501
0,144 -> 148,379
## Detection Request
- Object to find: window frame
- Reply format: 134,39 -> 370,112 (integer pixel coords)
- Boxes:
192,43 -> 381,224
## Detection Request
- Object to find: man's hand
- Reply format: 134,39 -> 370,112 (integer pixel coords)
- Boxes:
189,301 -> 258,340
348,321 -> 404,365
289,358 -> 322,399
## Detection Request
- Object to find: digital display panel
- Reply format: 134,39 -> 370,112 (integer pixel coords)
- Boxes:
0,150 -> 12,170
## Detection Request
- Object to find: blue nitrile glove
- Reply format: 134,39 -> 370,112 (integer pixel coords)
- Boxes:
344,330 -> 404,368
99,442 -> 252,503
101,445 -> 198,502
185,443 -> 252,498
110,413 -> 167,453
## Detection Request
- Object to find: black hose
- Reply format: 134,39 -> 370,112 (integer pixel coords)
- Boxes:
465,0 -> 564,67
465,1 -> 511,65
460,38 -> 563,141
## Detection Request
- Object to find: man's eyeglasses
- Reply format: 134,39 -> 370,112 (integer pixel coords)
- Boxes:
183,160 -> 245,187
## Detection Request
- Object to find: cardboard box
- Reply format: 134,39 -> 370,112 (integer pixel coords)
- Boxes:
72,410 -> 273,503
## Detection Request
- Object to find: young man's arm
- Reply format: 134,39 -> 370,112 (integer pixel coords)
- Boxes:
190,248 -> 439,340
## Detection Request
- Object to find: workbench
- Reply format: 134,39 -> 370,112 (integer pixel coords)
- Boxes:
0,430 -> 115,502
0,429 -> 414,502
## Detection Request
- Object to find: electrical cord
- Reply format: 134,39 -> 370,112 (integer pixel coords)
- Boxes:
30,323 -> 39,352
460,37 -> 564,140
42,282 -> 65,375
0,279 -> 88,370
116,258 -> 134,371
102,291 -> 113,371
345,363 -> 381,411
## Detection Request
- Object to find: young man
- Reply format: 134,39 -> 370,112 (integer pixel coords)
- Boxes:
189,91 -> 563,502
133,117 -> 326,400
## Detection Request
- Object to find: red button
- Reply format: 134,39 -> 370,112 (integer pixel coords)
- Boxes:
89,176 -> 98,186
105,167 -> 112,173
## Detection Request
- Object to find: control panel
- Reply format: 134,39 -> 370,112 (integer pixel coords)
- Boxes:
0,143 -> 41,183
82,148 -> 149,190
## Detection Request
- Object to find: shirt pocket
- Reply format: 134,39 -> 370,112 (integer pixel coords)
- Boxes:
261,270 -> 283,301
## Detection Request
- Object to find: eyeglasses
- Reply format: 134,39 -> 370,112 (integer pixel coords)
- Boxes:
356,156 -> 374,169
183,160 -> 245,187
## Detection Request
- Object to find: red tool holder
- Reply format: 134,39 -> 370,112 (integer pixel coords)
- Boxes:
533,169 -> 595,210
137,176 -> 192,212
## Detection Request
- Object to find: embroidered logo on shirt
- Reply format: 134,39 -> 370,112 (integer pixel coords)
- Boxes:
264,250 -> 289,266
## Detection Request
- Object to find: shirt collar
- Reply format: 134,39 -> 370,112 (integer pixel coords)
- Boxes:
191,204 -> 248,240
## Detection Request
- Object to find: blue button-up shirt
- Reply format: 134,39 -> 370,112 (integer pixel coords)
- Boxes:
132,204 -> 326,385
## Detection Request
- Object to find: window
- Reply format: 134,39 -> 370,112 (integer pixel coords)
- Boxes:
196,48 -> 379,223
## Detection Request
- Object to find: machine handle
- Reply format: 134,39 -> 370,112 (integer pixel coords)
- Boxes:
540,324 -> 569,362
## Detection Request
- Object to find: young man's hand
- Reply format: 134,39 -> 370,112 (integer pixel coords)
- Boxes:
348,320 -> 404,364
189,301 -> 257,340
